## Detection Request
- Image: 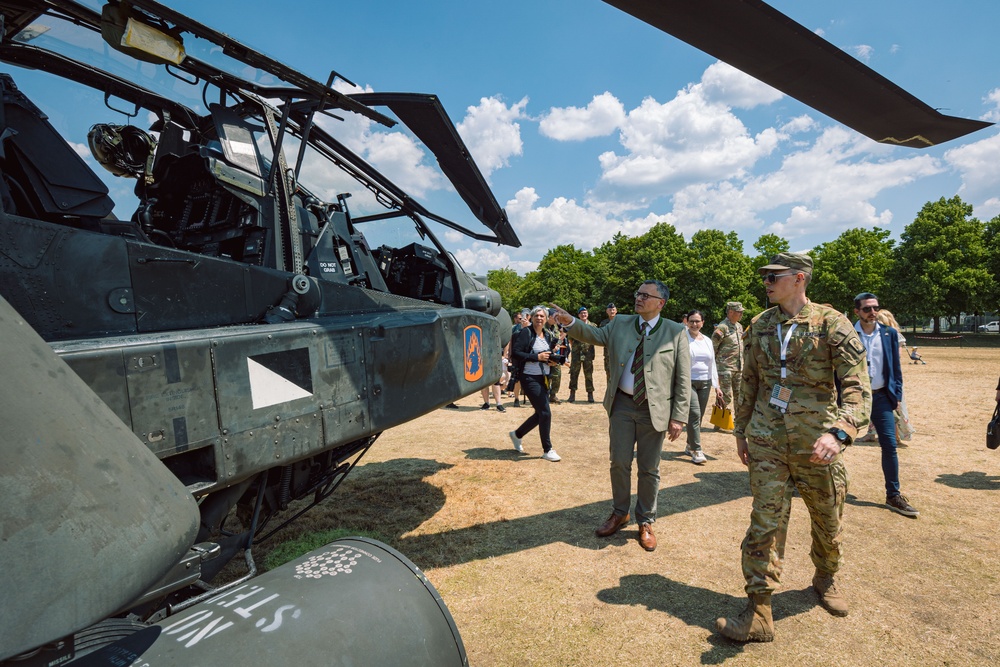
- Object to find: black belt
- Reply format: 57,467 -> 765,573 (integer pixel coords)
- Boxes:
873,387 -> 888,393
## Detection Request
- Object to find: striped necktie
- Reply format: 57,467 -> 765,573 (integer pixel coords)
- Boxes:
632,322 -> 647,404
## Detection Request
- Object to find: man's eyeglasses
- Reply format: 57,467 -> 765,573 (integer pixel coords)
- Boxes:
761,272 -> 796,284
634,291 -> 664,301
860,305 -> 881,313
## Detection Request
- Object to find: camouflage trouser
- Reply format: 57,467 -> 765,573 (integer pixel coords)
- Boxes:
719,371 -> 742,412
548,365 -> 562,399
741,432 -> 848,595
569,354 -> 594,392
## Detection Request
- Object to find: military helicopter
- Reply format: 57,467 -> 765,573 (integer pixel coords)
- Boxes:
1,0 -> 990,665
0,0 -> 514,664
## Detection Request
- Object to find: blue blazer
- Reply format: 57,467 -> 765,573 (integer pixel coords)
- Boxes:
877,325 -> 904,410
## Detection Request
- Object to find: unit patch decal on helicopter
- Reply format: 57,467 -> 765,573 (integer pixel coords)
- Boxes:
247,348 -> 313,409
464,325 -> 483,382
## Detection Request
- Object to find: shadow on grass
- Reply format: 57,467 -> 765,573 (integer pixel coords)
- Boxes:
318,460 -> 751,568
935,471 -> 1000,490
597,574 -> 817,663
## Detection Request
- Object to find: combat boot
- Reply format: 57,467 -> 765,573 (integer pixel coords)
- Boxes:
812,570 -> 848,616
587,391 -> 595,403
568,390 -> 576,403
715,593 -> 774,642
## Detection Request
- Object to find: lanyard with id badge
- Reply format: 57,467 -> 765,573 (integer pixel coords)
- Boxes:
769,323 -> 797,413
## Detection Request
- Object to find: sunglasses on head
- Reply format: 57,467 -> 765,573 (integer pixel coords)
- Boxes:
761,272 -> 796,284
860,305 -> 881,313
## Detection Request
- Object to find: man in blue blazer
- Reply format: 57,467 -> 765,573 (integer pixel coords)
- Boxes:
854,292 -> 918,517
552,280 -> 691,551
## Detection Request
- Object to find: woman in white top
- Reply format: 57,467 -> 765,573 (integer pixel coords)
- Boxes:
684,310 -> 723,464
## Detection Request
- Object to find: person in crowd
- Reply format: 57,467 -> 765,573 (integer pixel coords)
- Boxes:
508,309 -> 529,406
716,252 -> 870,643
480,351 -> 507,413
712,301 -> 745,425
569,306 -> 597,403
853,293 -> 918,517
876,308 -> 914,442
601,302 -> 617,380
545,309 -> 569,404
550,281 -> 690,552
684,309 -> 723,465
509,305 -> 562,461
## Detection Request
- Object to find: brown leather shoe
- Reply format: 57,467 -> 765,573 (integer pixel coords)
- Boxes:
595,512 -> 629,537
638,522 -> 657,551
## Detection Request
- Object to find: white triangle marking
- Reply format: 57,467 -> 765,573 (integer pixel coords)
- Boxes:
247,357 -> 312,409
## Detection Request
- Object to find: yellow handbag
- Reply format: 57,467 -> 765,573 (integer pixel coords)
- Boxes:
709,405 -> 735,430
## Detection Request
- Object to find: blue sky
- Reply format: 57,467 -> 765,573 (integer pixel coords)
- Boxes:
18,1 -> 1000,276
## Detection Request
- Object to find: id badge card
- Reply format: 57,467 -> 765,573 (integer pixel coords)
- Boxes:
769,384 -> 793,412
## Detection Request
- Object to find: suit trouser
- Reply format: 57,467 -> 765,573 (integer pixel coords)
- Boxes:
742,432 -> 847,595
608,390 -> 665,525
871,388 -> 901,497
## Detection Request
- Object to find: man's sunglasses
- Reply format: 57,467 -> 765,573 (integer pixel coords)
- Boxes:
761,272 -> 797,284
860,305 -> 881,313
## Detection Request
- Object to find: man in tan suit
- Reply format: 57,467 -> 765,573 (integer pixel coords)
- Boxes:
551,280 -> 690,551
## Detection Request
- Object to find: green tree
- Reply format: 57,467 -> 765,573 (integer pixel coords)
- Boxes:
982,214 -> 1000,315
678,229 -> 755,324
747,233 -> 790,311
890,196 -> 994,333
517,244 -> 594,311
809,228 -> 895,314
485,267 -> 523,314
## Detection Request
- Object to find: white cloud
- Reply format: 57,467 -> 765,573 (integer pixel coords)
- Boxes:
850,44 -> 874,63
699,61 -> 783,109
943,130 -> 1000,217
453,243 -> 538,275
456,96 -> 529,177
538,92 -> 626,141
982,88 -> 1000,123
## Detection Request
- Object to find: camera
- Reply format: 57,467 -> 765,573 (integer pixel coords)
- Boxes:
548,353 -> 567,365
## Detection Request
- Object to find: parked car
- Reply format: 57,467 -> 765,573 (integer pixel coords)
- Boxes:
978,322 -> 1000,332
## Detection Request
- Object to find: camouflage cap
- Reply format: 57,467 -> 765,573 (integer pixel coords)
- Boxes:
725,301 -> 745,312
759,251 -> 813,274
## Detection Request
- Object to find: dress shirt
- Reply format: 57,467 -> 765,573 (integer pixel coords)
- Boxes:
619,314 -> 660,395
855,321 -> 885,391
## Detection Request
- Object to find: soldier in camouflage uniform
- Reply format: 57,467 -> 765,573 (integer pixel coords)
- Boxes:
716,252 -> 871,643
545,310 -> 569,403
568,306 -> 596,402
600,303 -> 617,381
712,301 -> 745,421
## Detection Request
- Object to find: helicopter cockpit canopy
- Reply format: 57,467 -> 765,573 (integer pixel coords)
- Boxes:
0,0 -> 520,250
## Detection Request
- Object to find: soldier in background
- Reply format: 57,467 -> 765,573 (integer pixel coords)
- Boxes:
716,252 -> 871,643
601,303 -> 617,381
712,301 -> 745,423
568,306 -> 597,403
546,309 -> 569,404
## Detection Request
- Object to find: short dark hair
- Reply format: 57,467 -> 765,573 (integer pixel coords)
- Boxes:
686,309 -> 703,321
642,279 -> 669,301
854,292 -> 878,309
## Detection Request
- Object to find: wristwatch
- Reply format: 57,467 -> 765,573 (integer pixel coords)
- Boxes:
828,427 -> 851,447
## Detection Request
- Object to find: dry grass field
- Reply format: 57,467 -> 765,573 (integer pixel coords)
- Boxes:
263,346 -> 1000,666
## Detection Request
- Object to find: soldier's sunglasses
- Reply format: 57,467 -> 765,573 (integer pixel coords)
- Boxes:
761,272 -> 796,284
860,305 -> 881,313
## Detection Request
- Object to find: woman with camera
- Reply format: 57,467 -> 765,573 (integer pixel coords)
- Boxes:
509,305 -> 562,461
